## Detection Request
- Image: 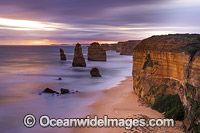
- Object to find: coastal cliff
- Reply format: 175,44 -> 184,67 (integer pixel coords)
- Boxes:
116,40 -> 141,55
116,42 -> 122,52
101,44 -> 110,51
132,34 -> 200,132
101,44 -> 117,51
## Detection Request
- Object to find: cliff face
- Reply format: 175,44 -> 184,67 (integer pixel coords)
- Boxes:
132,34 -> 200,132
88,42 -> 106,61
110,44 -> 117,50
101,44 -> 110,51
116,40 -> 141,55
101,44 -> 117,51
116,42 -> 122,52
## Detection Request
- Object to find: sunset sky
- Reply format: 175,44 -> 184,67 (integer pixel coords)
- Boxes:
0,0 -> 200,45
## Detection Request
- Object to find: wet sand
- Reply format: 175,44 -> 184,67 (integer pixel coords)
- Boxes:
74,76 -> 183,133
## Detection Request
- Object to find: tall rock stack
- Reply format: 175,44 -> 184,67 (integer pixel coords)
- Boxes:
59,48 -> 67,61
72,43 -> 86,67
88,42 -> 106,61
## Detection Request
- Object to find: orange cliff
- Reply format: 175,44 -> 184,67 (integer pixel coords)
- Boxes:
132,34 -> 200,132
88,42 -> 107,61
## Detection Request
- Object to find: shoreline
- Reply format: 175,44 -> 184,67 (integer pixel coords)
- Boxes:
74,76 -> 183,133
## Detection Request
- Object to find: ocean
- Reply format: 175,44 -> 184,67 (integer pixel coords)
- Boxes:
0,45 -> 132,133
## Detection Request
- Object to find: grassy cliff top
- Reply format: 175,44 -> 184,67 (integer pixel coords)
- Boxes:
134,34 -> 200,53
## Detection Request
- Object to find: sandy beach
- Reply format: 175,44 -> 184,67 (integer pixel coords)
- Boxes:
74,76 -> 183,133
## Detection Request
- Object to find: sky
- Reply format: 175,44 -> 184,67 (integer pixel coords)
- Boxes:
0,0 -> 200,45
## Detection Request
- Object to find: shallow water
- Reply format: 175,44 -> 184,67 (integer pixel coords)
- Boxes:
0,45 -> 132,133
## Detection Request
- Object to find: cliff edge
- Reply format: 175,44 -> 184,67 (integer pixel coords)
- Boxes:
132,34 -> 200,132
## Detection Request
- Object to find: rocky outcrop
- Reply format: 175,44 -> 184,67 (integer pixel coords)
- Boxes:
43,88 -> 59,94
41,88 -> 79,95
120,40 -> 141,55
60,88 -> 70,94
90,67 -> 102,77
59,48 -> 67,61
72,43 -> 86,67
57,77 -> 62,80
132,34 -> 200,132
88,42 -> 106,61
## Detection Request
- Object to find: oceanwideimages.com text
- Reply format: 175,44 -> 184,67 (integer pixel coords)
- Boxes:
24,114 -> 175,130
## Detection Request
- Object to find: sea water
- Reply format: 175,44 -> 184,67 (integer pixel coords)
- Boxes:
0,45 -> 132,133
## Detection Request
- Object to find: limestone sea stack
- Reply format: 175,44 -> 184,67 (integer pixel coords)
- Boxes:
132,34 -> 200,132
72,43 -> 86,67
59,48 -> 67,60
90,67 -> 102,77
88,42 -> 106,61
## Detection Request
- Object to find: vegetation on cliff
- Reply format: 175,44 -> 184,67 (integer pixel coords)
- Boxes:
175,43 -> 200,55
151,94 -> 184,121
142,54 -> 153,70
186,99 -> 200,133
134,34 -> 200,51
184,91 -> 200,132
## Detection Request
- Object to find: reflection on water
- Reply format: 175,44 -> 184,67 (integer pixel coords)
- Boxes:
0,45 -> 132,133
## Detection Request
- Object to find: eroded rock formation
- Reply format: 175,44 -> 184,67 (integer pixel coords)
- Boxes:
60,48 -> 67,60
43,88 -> 59,94
57,77 -> 62,80
132,34 -> 200,132
60,88 -> 70,94
90,67 -> 102,77
88,42 -> 106,61
72,43 -> 86,67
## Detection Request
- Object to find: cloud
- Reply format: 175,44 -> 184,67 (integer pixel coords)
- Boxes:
0,0 -> 199,44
